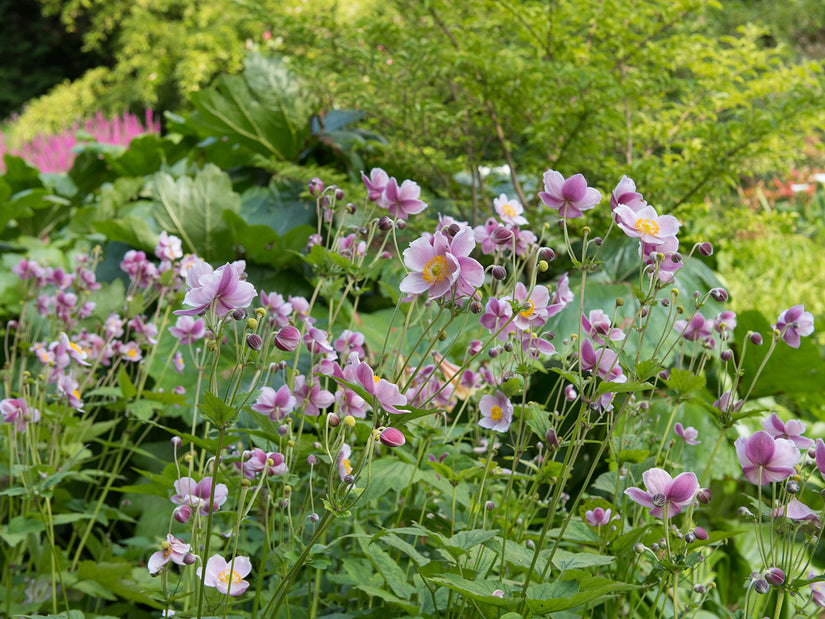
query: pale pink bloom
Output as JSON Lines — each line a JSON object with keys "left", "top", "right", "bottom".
{"left": 337, "top": 443, "right": 353, "bottom": 482}
{"left": 624, "top": 468, "right": 699, "bottom": 519}
{"left": 197, "top": 554, "right": 252, "bottom": 596}
{"left": 400, "top": 228, "right": 483, "bottom": 300}
{"left": 580, "top": 339, "right": 626, "bottom": 383}
{"left": 538, "top": 170, "right": 602, "bottom": 219}
{"left": 773, "top": 497, "right": 820, "bottom": 524}
{"left": 168, "top": 316, "right": 206, "bottom": 344}
{"left": 734, "top": 431, "right": 800, "bottom": 486}
{"left": 361, "top": 168, "right": 390, "bottom": 202}
{"left": 582, "top": 310, "right": 624, "bottom": 345}
{"left": 155, "top": 231, "right": 183, "bottom": 261}
{"left": 355, "top": 362, "right": 408, "bottom": 415}
{"left": 478, "top": 390, "right": 513, "bottom": 433}
{"left": 176, "top": 260, "right": 256, "bottom": 318}
{"left": 585, "top": 507, "right": 614, "bottom": 527}
{"left": 1, "top": 398, "right": 40, "bottom": 431}
{"left": 614, "top": 204, "right": 680, "bottom": 245}
{"left": 377, "top": 177, "right": 427, "bottom": 219}
{"left": 148, "top": 534, "right": 191, "bottom": 575}
{"left": 509, "top": 282, "right": 550, "bottom": 331}
{"left": 251, "top": 385, "right": 296, "bottom": 421}
{"left": 762, "top": 412, "right": 813, "bottom": 449}
{"left": 493, "top": 193, "right": 528, "bottom": 226}
{"left": 57, "top": 373, "right": 84, "bottom": 411}
{"left": 674, "top": 423, "right": 700, "bottom": 445}
{"left": 171, "top": 477, "right": 228, "bottom": 515}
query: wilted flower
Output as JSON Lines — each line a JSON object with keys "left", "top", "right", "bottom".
{"left": 624, "top": 468, "right": 699, "bottom": 518}
{"left": 478, "top": 390, "right": 513, "bottom": 433}
{"left": 197, "top": 555, "right": 252, "bottom": 596}
{"left": 148, "top": 534, "right": 192, "bottom": 575}
{"left": 538, "top": 170, "right": 602, "bottom": 219}
{"left": 734, "top": 431, "right": 800, "bottom": 486}
{"left": 773, "top": 305, "right": 815, "bottom": 348}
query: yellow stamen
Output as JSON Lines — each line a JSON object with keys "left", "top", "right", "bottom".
{"left": 422, "top": 255, "right": 450, "bottom": 285}
{"left": 519, "top": 300, "right": 535, "bottom": 319}
{"left": 634, "top": 218, "right": 659, "bottom": 236}
{"left": 218, "top": 567, "right": 243, "bottom": 585}
{"left": 502, "top": 203, "right": 517, "bottom": 217}
{"left": 490, "top": 406, "right": 502, "bottom": 421}
{"left": 342, "top": 458, "right": 352, "bottom": 475}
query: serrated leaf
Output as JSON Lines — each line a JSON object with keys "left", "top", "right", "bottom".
{"left": 664, "top": 368, "right": 706, "bottom": 396}
{"left": 198, "top": 391, "right": 238, "bottom": 427}
{"left": 551, "top": 549, "right": 616, "bottom": 571}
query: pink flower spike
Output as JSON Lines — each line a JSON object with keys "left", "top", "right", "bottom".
{"left": 734, "top": 431, "right": 800, "bottom": 486}
{"left": 198, "top": 554, "right": 252, "bottom": 596}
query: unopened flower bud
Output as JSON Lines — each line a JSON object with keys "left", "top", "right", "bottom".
{"left": 693, "top": 584, "right": 706, "bottom": 594}
{"left": 492, "top": 589, "right": 504, "bottom": 598}
{"left": 328, "top": 413, "right": 340, "bottom": 427}
{"left": 540, "top": 247, "right": 556, "bottom": 262}
{"left": 274, "top": 326, "right": 301, "bottom": 352}
{"left": 485, "top": 500, "right": 495, "bottom": 511}
{"left": 491, "top": 226, "right": 513, "bottom": 245}
{"left": 174, "top": 505, "right": 192, "bottom": 524}
{"left": 738, "top": 506, "right": 754, "bottom": 519}
{"left": 307, "top": 454, "right": 316, "bottom": 465}
{"left": 525, "top": 540, "right": 535, "bottom": 549}
{"left": 545, "top": 428, "right": 560, "bottom": 450}
{"left": 344, "top": 474, "right": 354, "bottom": 484}
{"left": 592, "top": 236, "right": 603, "bottom": 246}
{"left": 309, "top": 512, "right": 319, "bottom": 522}
{"left": 232, "top": 308, "right": 248, "bottom": 321}
{"left": 277, "top": 425, "right": 289, "bottom": 436}
{"left": 335, "top": 188, "right": 345, "bottom": 201}
{"left": 503, "top": 342, "right": 514, "bottom": 352}
{"left": 661, "top": 298, "right": 670, "bottom": 307}
{"left": 447, "top": 223, "right": 461, "bottom": 237}
{"left": 750, "top": 332, "right": 763, "bottom": 345}
{"left": 344, "top": 415, "right": 356, "bottom": 428}
{"left": 764, "top": 567, "right": 785, "bottom": 586}
{"left": 379, "top": 427, "right": 406, "bottom": 447}
{"left": 246, "top": 333, "right": 263, "bottom": 351}
{"left": 697, "top": 242, "right": 713, "bottom": 257}
{"left": 651, "top": 543, "right": 660, "bottom": 552}
{"left": 308, "top": 177, "right": 323, "bottom": 196}
{"left": 684, "top": 531, "right": 696, "bottom": 544}
{"left": 378, "top": 216, "right": 393, "bottom": 231}
{"left": 470, "top": 301, "right": 483, "bottom": 314}
{"left": 396, "top": 220, "right": 406, "bottom": 230}
{"left": 538, "top": 260, "right": 549, "bottom": 272}
{"left": 710, "top": 287, "right": 728, "bottom": 302}
{"left": 720, "top": 350, "right": 732, "bottom": 361}
{"left": 786, "top": 479, "right": 800, "bottom": 494}
{"left": 171, "top": 436, "right": 182, "bottom": 449}
{"left": 564, "top": 384, "right": 577, "bottom": 402}
{"left": 346, "top": 202, "right": 356, "bottom": 214}
{"left": 183, "top": 552, "right": 197, "bottom": 565}
{"left": 658, "top": 370, "right": 670, "bottom": 381}
{"left": 753, "top": 578, "right": 769, "bottom": 594}
{"left": 634, "top": 542, "right": 645, "bottom": 554}
{"left": 491, "top": 265, "right": 507, "bottom": 280}
{"left": 696, "top": 488, "right": 712, "bottom": 504}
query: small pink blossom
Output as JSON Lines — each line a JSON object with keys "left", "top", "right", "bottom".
{"left": 624, "top": 468, "right": 699, "bottom": 519}
{"left": 614, "top": 204, "right": 680, "bottom": 245}
{"left": 169, "top": 316, "right": 206, "bottom": 344}
{"left": 171, "top": 476, "right": 228, "bottom": 515}
{"left": 148, "top": 534, "right": 192, "bottom": 575}
{"left": 377, "top": 177, "right": 427, "bottom": 220}
{"left": 674, "top": 423, "right": 700, "bottom": 445}
{"left": 251, "top": 385, "right": 296, "bottom": 421}
{"left": 734, "top": 431, "right": 800, "bottom": 486}
{"left": 762, "top": 412, "right": 813, "bottom": 449}
{"left": 773, "top": 305, "right": 815, "bottom": 348}
{"left": 197, "top": 554, "right": 252, "bottom": 596}
{"left": 493, "top": 193, "right": 528, "bottom": 226}
{"left": 176, "top": 260, "right": 256, "bottom": 318}
{"left": 538, "top": 170, "right": 602, "bottom": 219}
{"left": 478, "top": 390, "right": 513, "bottom": 433}
{"left": 1, "top": 398, "right": 40, "bottom": 431}
{"left": 585, "top": 507, "right": 614, "bottom": 527}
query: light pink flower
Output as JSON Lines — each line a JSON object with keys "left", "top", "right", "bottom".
{"left": 337, "top": 443, "right": 353, "bottom": 482}
{"left": 773, "top": 305, "right": 815, "bottom": 349}
{"left": 478, "top": 390, "right": 513, "bottom": 433}
{"left": 1, "top": 398, "right": 40, "bottom": 431}
{"left": 762, "top": 413, "right": 813, "bottom": 449}
{"left": 585, "top": 507, "right": 614, "bottom": 527}
{"left": 361, "top": 168, "right": 390, "bottom": 202}
{"left": 355, "top": 362, "right": 408, "bottom": 415}
{"left": 400, "top": 228, "right": 483, "bottom": 300}
{"left": 493, "top": 193, "right": 528, "bottom": 226}
{"left": 734, "top": 431, "right": 800, "bottom": 486}
{"left": 614, "top": 204, "right": 680, "bottom": 245}
{"left": 171, "top": 476, "right": 228, "bottom": 515}
{"left": 168, "top": 316, "right": 206, "bottom": 344}
{"left": 674, "top": 423, "right": 700, "bottom": 445}
{"left": 377, "top": 177, "right": 427, "bottom": 220}
{"left": 251, "top": 385, "right": 296, "bottom": 421}
{"left": 176, "top": 260, "right": 256, "bottom": 318}
{"left": 624, "top": 468, "right": 699, "bottom": 519}
{"left": 197, "top": 554, "right": 252, "bottom": 596}
{"left": 148, "top": 534, "right": 191, "bottom": 575}
{"left": 773, "top": 497, "right": 820, "bottom": 524}
{"left": 538, "top": 170, "right": 602, "bottom": 219}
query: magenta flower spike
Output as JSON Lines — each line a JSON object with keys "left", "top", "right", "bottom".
{"left": 197, "top": 554, "right": 252, "bottom": 596}
{"left": 538, "top": 170, "right": 602, "bottom": 219}
{"left": 624, "top": 468, "right": 699, "bottom": 518}
{"left": 734, "top": 431, "right": 800, "bottom": 486}
{"left": 773, "top": 305, "right": 815, "bottom": 348}
{"left": 762, "top": 413, "right": 813, "bottom": 449}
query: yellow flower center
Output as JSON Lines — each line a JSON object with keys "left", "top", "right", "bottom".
{"left": 342, "top": 458, "right": 352, "bottom": 475}
{"left": 69, "top": 341, "right": 84, "bottom": 355}
{"left": 218, "top": 567, "right": 243, "bottom": 585}
{"left": 127, "top": 349, "right": 138, "bottom": 358}
{"left": 502, "top": 203, "right": 517, "bottom": 217}
{"left": 634, "top": 218, "right": 659, "bottom": 236}
{"left": 490, "top": 405, "right": 502, "bottom": 421}
{"left": 72, "top": 389, "right": 81, "bottom": 400}
{"left": 423, "top": 255, "right": 450, "bottom": 285}
{"left": 519, "top": 299, "right": 535, "bottom": 319}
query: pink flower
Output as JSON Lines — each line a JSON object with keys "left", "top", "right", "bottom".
{"left": 734, "top": 431, "right": 800, "bottom": 486}
{"left": 773, "top": 305, "right": 815, "bottom": 349}
{"left": 155, "top": 231, "right": 183, "bottom": 261}
{"left": 355, "top": 362, "right": 408, "bottom": 415}
{"left": 580, "top": 339, "right": 626, "bottom": 383}
{"left": 168, "top": 316, "right": 206, "bottom": 344}
{"left": 582, "top": 310, "right": 624, "bottom": 345}
{"left": 538, "top": 170, "right": 602, "bottom": 219}
{"left": 762, "top": 412, "right": 813, "bottom": 449}
{"left": 810, "top": 573, "right": 825, "bottom": 608}
{"left": 377, "top": 177, "right": 427, "bottom": 219}
{"left": 816, "top": 438, "right": 825, "bottom": 478}
{"left": 773, "top": 497, "right": 820, "bottom": 524}
{"left": 197, "top": 554, "right": 252, "bottom": 596}
{"left": 237, "top": 449, "right": 287, "bottom": 479}
{"left": 171, "top": 476, "right": 228, "bottom": 515}
{"left": 585, "top": 507, "right": 614, "bottom": 527}
{"left": 478, "top": 390, "right": 513, "bottom": 433}
{"left": 673, "top": 314, "right": 713, "bottom": 342}
{"left": 614, "top": 204, "right": 680, "bottom": 245}
{"left": 57, "top": 373, "right": 84, "bottom": 411}
{"left": 251, "top": 386, "right": 296, "bottom": 421}
{"left": 624, "top": 468, "right": 699, "bottom": 519}
{"left": 509, "top": 282, "right": 550, "bottom": 331}
{"left": 493, "top": 193, "right": 528, "bottom": 226}
{"left": 148, "top": 534, "right": 192, "bottom": 575}
{"left": 274, "top": 326, "right": 301, "bottom": 352}
{"left": 379, "top": 427, "right": 406, "bottom": 447}
{"left": 1, "top": 398, "right": 40, "bottom": 431}
{"left": 479, "top": 296, "right": 515, "bottom": 340}
{"left": 293, "top": 374, "right": 334, "bottom": 416}
{"left": 610, "top": 175, "right": 647, "bottom": 215}
{"left": 361, "top": 168, "right": 390, "bottom": 202}
{"left": 337, "top": 443, "right": 353, "bottom": 482}
{"left": 176, "top": 260, "right": 256, "bottom": 318}
{"left": 399, "top": 228, "right": 483, "bottom": 300}
{"left": 674, "top": 423, "right": 700, "bottom": 445}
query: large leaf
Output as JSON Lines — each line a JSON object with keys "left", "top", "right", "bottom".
{"left": 188, "top": 53, "right": 310, "bottom": 161}
{"left": 149, "top": 163, "right": 240, "bottom": 261}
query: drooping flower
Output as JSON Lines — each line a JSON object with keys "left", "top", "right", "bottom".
{"left": 251, "top": 386, "right": 296, "bottom": 421}
{"left": 171, "top": 476, "right": 228, "bottom": 515}
{"left": 337, "top": 443, "right": 353, "bottom": 482}
{"left": 773, "top": 305, "right": 815, "bottom": 349}
{"left": 0, "top": 398, "right": 40, "bottom": 431}
{"left": 377, "top": 177, "right": 427, "bottom": 220}
{"left": 175, "top": 260, "right": 256, "bottom": 318}
{"left": 614, "top": 204, "right": 680, "bottom": 245}
{"left": 674, "top": 423, "right": 700, "bottom": 445}
{"left": 624, "top": 468, "right": 699, "bottom": 518}
{"left": 734, "top": 431, "right": 800, "bottom": 486}
{"left": 493, "top": 193, "right": 528, "bottom": 226}
{"left": 148, "top": 534, "right": 192, "bottom": 575}
{"left": 538, "top": 170, "right": 602, "bottom": 219}
{"left": 585, "top": 507, "right": 614, "bottom": 527}
{"left": 713, "top": 390, "right": 743, "bottom": 414}
{"left": 478, "top": 390, "right": 513, "bottom": 433}
{"left": 762, "top": 413, "right": 813, "bottom": 449}
{"left": 197, "top": 554, "right": 252, "bottom": 596}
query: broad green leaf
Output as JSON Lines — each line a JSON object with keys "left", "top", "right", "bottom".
{"left": 551, "top": 548, "right": 616, "bottom": 571}
{"left": 118, "top": 367, "right": 136, "bottom": 400}
{"left": 92, "top": 216, "right": 158, "bottom": 253}
{"left": 370, "top": 531, "right": 430, "bottom": 567}
{"left": 199, "top": 391, "right": 239, "bottom": 427}
{"left": 1, "top": 515, "right": 45, "bottom": 546}
{"left": 664, "top": 368, "right": 706, "bottom": 396}
{"left": 150, "top": 163, "right": 241, "bottom": 261}
{"left": 356, "top": 528, "right": 416, "bottom": 599}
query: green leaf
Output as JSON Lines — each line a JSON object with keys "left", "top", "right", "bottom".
{"left": 551, "top": 549, "right": 616, "bottom": 571}
{"left": 198, "top": 391, "right": 238, "bottom": 427}
{"left": 92, "top": 216, "right": 158, "bottom": 253}
{"left": 118, "top": 367, "right": 136, "bottom": 400}
{"left": 664, "top": 368, "right": 706, "bottom": 396}
{"left": 150, "top": 163, "right": 241, "bottom": 261}
{"left": 616, "top": 449, "right": 650, "bottom": 464}
{"left": 597, "top": 379, "right": 654, "bottom": 395}
{"left": 0, "top": 515, "right": 45, "bottom": 546}
{"left": 355, "top": 527, "right": 416, "bottom": 599}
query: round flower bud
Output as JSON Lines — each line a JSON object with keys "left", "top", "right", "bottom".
{"left": 693, "top": 584, "right": 706, "bottom": 594}
{"left": 174, "top": 505, "right": 192, "bottom": 524}
{"left": 696, "top": 488, "right": 712, "bottom": 504}
{"left": 753, "top": 578, "right": 770, "bottom": 595}
{"left": 540, "top": 247, "right": 556, "bottom": 262}
{"left": 308, "top": 177, "right": 323, "bottom": 196}
{"left": 343, "top": 474, "right": 355, "bottom": 484}
{"left": 447, "top": 223, "right": 461, "bottom": 238}
{"left": 335, "top": 187, "right": 345, "bottom": 201}
{"left": 738, "top": 506, "right": 754, "bottom": 519}
{"left": 379, "top": 427, "right": 406, "bottom": 448}
{"left": 634, "top": 543, "right": 645, "bottom": 554}
{"left": 592, "top": 236, "right": 603, "bottom": 247}
{"left": 538, "top": 260, "right": 549, "bottom": 272}
{"left": 651, "top": 543, "right": 660, "bottom": 552}
{"left": 545, "top": 428, "right": 560, "bottom": 450}
{"left": 616, "top": 297, "right": 625, "bottom": 307}
{"left": 344, "top": 415, "right": 356, "bottom": 428}
{"left": 503, "top": 342, "right": 514, "bottom": 352}
{"left": 491, "top": 265, "right": 507, "bottom": 280}
{"left": 490, "top": 226, "right": 513, "bottom": 245}
{"left": 697, "top": 242, "right": 713, "bottom": 257}
{"left": 396, "top": 220, "right": 406, "bottom": 230}
{"left": 247, "top": 317, "right": 258, "bottom": 330}
{"left": 377, "top": 216, "right": 393, "bottom": 231}
{"left": 720, "top": 350, "right": 732, "bottom": 361}
{"left": 750, "top": 332, "right": 763, "bottom": 345}
{"left": 246, "top": 333, "right": 263, "bottom": 351}
{"left": 684, "top": 531, "right": 696, "bottom": 544}
{"left": 470, "top": 301, "right": 483, "bottom": 314}
{"left": 485, "top": 500, "right": 495, "bottom": 511}
{"left": 658, "top": 370, "right": 670, "bottom": 381}
{"left": 278, "top": 425, "right": 289, "bottom": 436}
{"left": 183, "top": 552, "right": 197, "bottom": 565}
{"left": 786, "top": 479, "right": 800, "bottom": 494}
{"left": 307, "top": 454, "right": 317, "bottom": 466}
{"left": 274, "top": 326, "right": 301, "bottom": 352}
{"left": 328, "top": 413, "right": 340, "bottom": 428}
{"left": 525, "top": 540, "right": 535, "bottom": 549}
{"left": 232, "top": 308, "right": 248, "bottom": 321}
{"left": 170, "top": 436, "right": 183, "bottom": 449}
{"left": 309, "top": 513, "right": 320, "bottom": 523}
{"left": 764, "top": 567, "right": 785, "bottom": 586}
{"left": 710, "top": 287, "right": 729, "bottom": 302}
